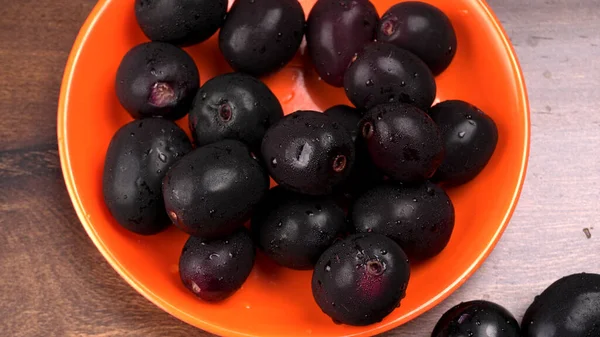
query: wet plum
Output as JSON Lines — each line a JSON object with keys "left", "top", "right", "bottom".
{"left": 179, "top": 228, "right": 255, "bottom": 302}
{"left": 378, "top": 1, "right": 457, "bottom": 75}
{"left": 115, "top": 42, "right": 200, "bottom": 120}
{"left": 344, "top": 42, "right": 436, "bottom": 111}
{"left": 352, "top": 182, "right": 454, "bottom": 260}
{"left": 360, "top": 102, "right": 444, "bottom": 183}
{"left": 312, "top": 233, "right": 410, "bottom": 326}
{"left": 307, "top": 0, "right": 379, "bottom": 87}
{"left": 163, "top": 140, "right": 269, "bottom": 239}
{"left": 251, "top": 187, "right": 347, "bottom": 270}
{"left": 218, "top": 0, "right": 305, "bottom": 77}
{"left": 103, "top": 119, "right": 193, "bottom": 235}
{"left": 522, "top": 273, "right": 600, "bottom": 337}
{"left": 189, "top": 72, "right": 284, "bottom": 151}
{"left": 432, "top": 300, "right": 521, "bottom": 337}
{"left": 261, "top": 110, "right": 356, "bottom": 195}
{"left": 428, "top": 100, "right": 498, "bottom": 186}
{"left": 135, "top": 0, "right": 227, "bottom": 46}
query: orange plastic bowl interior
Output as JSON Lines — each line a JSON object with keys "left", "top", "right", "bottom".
{"left": 58, "top": 0, "right": 530, "bottom": 336}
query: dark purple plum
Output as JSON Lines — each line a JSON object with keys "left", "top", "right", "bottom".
{"left": 307, "top": 0, "right": 379, "bottom": 87}
{"left": 344, "top": 42, "right": 436, "bottom": 111}
{"left": 179, "top": 228, "right": 255, "bottom": 302}
{"left": 189, "top": 72, "right": 284, "bottom": 151}
{"left": 378, "top": 1, "right": 457, "bottom": 75}
{"left": 522, "top": 273, "right": 600, "bottom": 337}
{"left": 218, "top": 0, "right": 305, "bottom": 77}
{"left": 312, "top": 233, "right": 410, "bottom": 326}
{"left": 103, "top": 119, "right": 193, "bottom": 235}
{"left": 251, "top": 187, "right": 347, "bottom": 270}
{"left": 360, "top": 102, "right": 444, "bottom": 183}
{"left": 163, "top": 140, "right": 269, "bottom": 239}
{"left": 432, "top": 300, "right": 521, "bottom": 337}
{"left": 352, "top": 182, "right": 454, "bottom": 260}
{"left": 115, "top": 42, "right": 199, "bottom": 120}
{"left": 135, "top": 0, "right": 227, "bottom": 46}
{"left": 261, "top": 110, "right": 356, "bottom": 195}
{"left": 324, "top": 105, "right": 383, "bottom": 198}
{"left": 428, "top": 100, "right": 498, "bottom": 186}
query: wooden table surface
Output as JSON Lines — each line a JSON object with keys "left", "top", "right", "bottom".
{"left": 1, "top": 0, "right": 599, "bottom": 336}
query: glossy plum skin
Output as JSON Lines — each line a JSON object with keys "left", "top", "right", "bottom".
{"left": 522, "top": 273, "right": 600, "bottom": 337}
{"left": 218, "top": 0, "right": 305, "bottom": 77}
{"left": 251, "top": 187, "right": 347, "bottom": 270}
{"left": 103, "top": 119, "right": 192, "bottom": 235}
{"left": 377, "top": 1, "right": 457, "bottom": 75}
{"left": 307, "top": 0, "right": 379, "bottom": 87}
{"left": 115, "top": 42, "right": 199, "bottom": 120}
{"left": 428, "top": 100, "right": 498, "bottom": 186}
{"left": 261, "top": 111, "right": 356, "bottom": 195}
{"left": 352, "top": 182, "right": 454, "bottom": 260}
{"left": 432, "top": 300, "right": 521, "bottom": 337}
{"left": 179, "top": 228, "right": 255, "bottom": 302}
{"left": 189, "top": 72, "right": 284, "bottom": 151}
{"left": 360, "top": 102, "right": 444, "bottom": 183}
{"left": 135, "top": 0, "right": 227, "bottom": 46}
{"left": 312, "top": 233, "right": 410, "bottom": 326}
{"left": 162, "top": 140, "right": 269, "bottom": 239}
{"left": 324, "top": 105, "right": 383, "bottom": 198}
{"left": 344, "top": 42, "right": 436, "bottom": 111}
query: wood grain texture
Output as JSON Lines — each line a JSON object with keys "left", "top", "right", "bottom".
{"left": 0, "top": 0, "right": 598, "bottom": 336}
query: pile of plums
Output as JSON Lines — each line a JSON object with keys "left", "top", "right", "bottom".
{"left": 101, "top": 0, "right": 600, "bottom": 334}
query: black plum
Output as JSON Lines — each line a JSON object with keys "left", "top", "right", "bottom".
{"left": 115, "top": 42, "right": 200, "bottom": 120}
{"left": 261, "top": 110, "right": 356, "bottom": 195}
{"left": 179, "top": 228, "right": 255, "bottom": 302}
{"left": 344, "top": 42, "right": 436, "bottom": 111}
{"left": 352, "top": 182, "right": 454, "bottom": 260}
{"left": 360, "top": 102, "right": 444, "bottom": 183}
{"left": 307, "top": 0, "right": 379, "bottom": 87}
{"left": 432, "top": 300, "right": 521, "bottom": 337}
{"left": 378, "top": 2, "right": 457, "bottom": 75}
{"left": 189, "top": 72, "right": 284, "bottom": 151}
{"left": 324, "top": 105, "right": 382, "bottom": 198}
{"left": 218, "top": 0, "right": 305, "bottom": 77}
{"left": 135, "top": 0, "right": 227, "bottom": 46}
{"left": 163, "top": 140, "right": 269, "bottom": 239}
{"left": 522, "top": 273, "right": 600, "bottom": 337}
{"left": 251, "top": 187, "right": 347, "bottom": 270}
{"left": 428, "top": 100, "right": 498, "bottom": 186}
{"left": 103, "top": 119, "right": 192, "bottom": 235}
{"left": 312, "top": 233, "right": 410, "bottom": 326}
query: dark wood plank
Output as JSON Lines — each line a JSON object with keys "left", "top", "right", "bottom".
{"left": 1, "top": 0, "right": 599, "bottom": 336}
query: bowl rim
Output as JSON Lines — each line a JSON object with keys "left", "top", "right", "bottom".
{"left": 57, "top": 0, "right": 530, "bottom": 336}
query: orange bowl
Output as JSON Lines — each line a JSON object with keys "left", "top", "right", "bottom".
{"left": 58, "top": 0, "right": 529, "bottom": 336}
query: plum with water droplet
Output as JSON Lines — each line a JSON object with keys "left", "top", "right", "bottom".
{"left": 115, "top": 42, "right": 199, "bottom": 120}
{"left": 306, "top": 0, "right": 379, "bottom": 87}
{"left": 135, "top": 0, "right": 227, "bottom": 46}
{"left": 163, "top": 140, "right": 269, "bottom": 239}
{"left": 352, "top": 182, "right": 454, "bottom": 260}
{"left": 428, "top": 100, "right": 498, "bottom": 186}
{"left": 261, "top": 110, "right": 356, "bottom": 195}
{"left": 189, "top": 72, "right": 284, "bottom": 151}
{"left": 432, "top": 300, "right": 521, "bottom": 337}
{"left": 251, "top": 186, "right": 347, "bottom": 270}
{"left": 103, "top": 119, "right": 192, "bottom": 235}
{"left": 179, "top": 228, "right": 255, "bottom": 302}
{"left": 344, "top": 42, "right": 436, "bottom": 111}
{"left": 521, "top": 273, "right": 600, "bottom": 337}
{"left": 360, "top": 102, "right": 444, "bottom": 183}
{"left": 219, "top": 0, "right": 305, "bottom": 77}
{"left": 312, "top": 233, "right": 410, "bottom": 326}
{"left": 377, "top": 2, "right": 457, "bottom": 75}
